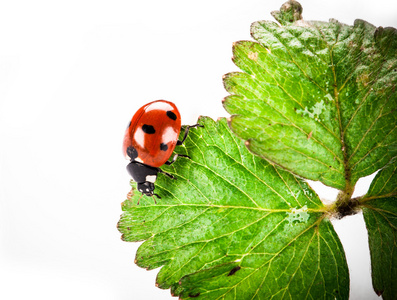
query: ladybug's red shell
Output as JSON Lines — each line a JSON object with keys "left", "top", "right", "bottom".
{"left": 123, "top": 100, "right": 182, "bottom": 168}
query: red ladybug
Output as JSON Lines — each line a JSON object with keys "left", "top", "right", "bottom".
{"left": 123, "top": 100, "right": 202, "bottom": 201}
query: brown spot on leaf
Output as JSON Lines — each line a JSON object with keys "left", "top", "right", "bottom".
{"left": 357, "top": 73, "right": 370, "bottom": 87}
{"left": 189, "top": 292, "right": 200, "bottom": 298}
{"left": 227, "top": 266, "right": 241, "bottom": 276}
{"left": 248, "top": 52, "right": 258, "bottom": 61}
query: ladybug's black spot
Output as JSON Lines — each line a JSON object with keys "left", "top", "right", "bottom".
{"left": 126, "top": 146, "right": 138, "bottom": 160}
{"left": 189, "top": 293, "right": 200, "bottom": 298}
{"left": 142, "top": 124, "right": 155, "bottom": 134}
{"left": 227, "top": 266, "right": 241, "bottom": 276}
{"left": 166, "top": 111, "right": 177, "bottom": 121}
{"left": 160, "top": 143, "right": 168, "bottom": 151}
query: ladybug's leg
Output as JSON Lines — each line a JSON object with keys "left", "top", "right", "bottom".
{"left": 177, "top": 124, "right": 204, "bottom": 146}
{"left": 158, "top": 168, "right": 175, "bottom": 179}
{"left": 136, "top": 194, "right": 143, "bottom": 205}
{"left": 165, "top": 153, "right": 190, "bottom": 166}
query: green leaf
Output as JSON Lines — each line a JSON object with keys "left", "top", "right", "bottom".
{"left": 118, "top": 117, "right": 349, "bottom": 299}
{"left": 362, "top": 159, "right": 397, "bottom": 299}
{"left": 223, "top": 11, "right": 397, "bottom": 191}
{"left": 178, "top": 220, "right": 347, "bottom": 299}
{"left": 366, "top": 158, "right": 397, "bottom": 199}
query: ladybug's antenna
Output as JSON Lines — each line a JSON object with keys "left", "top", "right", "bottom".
{"left": 151, "top": 194, "right": 159, "bottom": 204}
{"left": 136, "top": 194, "right": 143, "bottom": 205}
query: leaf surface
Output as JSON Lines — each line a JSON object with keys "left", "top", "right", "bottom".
{"left": 223, "top": 14, "right": 397, "bottom": 190}
{"left": 118, "top": 117, "right": 349, "bottom": 299}
{"left": 362, "top": 159, "right": 397, "bottom": 299}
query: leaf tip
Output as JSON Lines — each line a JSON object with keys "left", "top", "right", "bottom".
{"left": 271, "top": 0, "right": 303, "bottom": 25}
{"left": 226, "top": 117, "right": 232, "bottom": 128}
{"left": 375, "top": 289, "right": 384, "bottom": 296}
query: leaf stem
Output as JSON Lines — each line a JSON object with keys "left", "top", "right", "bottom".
{"left": 330, "top": 36, "right": 356, "bottom": 215}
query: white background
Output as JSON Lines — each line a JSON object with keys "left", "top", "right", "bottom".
{"left": 1, "top": 0, "right": 396, "bottom": 299}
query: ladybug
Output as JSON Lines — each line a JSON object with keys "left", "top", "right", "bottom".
{"left": 123, "top": 100, "right": 202, "bottom": 202}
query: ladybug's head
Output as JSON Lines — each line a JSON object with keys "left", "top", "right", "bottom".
{"left": 127, "top": 161, "right": 160, "bottom": 198}
{"left": 137, "top": 182, "right": 155, "bottom": 196}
